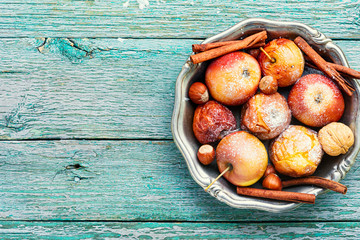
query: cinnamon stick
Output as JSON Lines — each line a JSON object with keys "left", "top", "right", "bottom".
{"left": 294, "top": 36, "right": 354, "bottom": 96}
{"left": 236, "top": 187, "right": 315, "bottom": 204}
{"left": 305, "top": 61, "right": 320, "bottom": 70}
{"left": 190, "top": 31, "right": 267, "bottom": 64}
{"left": 304, "top": 55, "right": 360, "bottom": 79}
{"left": 282, "top": 176, "right": 347, "bottom": 194}
{"left": 306, "top": 61, "right": 354, "bottom": 79}
{"left": 192, "top": 40, "right": 265, "bottom": 52}
{"left": 329, "top": 62, "right": 360, "bottom": 79}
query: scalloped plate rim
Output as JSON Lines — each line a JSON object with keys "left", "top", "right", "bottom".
{"left": 171, "top": 18, "right": 360, "bottom": 212}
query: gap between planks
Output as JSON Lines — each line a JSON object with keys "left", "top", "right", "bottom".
{"left": 0, "top": 36, "right": 206, "bottom": 40}
{"left": 1, "top": 219, "right": 360, "bottom": 224}
{"left": 0, "top": 138, "right": 174, "bottom": 142}
{"left": 0, "top": 36, "right": 359, "bottom": 41}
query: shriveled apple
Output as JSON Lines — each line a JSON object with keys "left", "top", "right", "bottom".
{"left": 193, "top": 100, "right": 237, "bottom": 144}
{"left": 241, "top": 92, "right": 291, "bottom": 140}
{"left": 270, "top": 125, "right": 323, "bottom": 178}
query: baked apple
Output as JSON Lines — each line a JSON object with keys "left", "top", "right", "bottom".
{"left": 258, "top": 38, "right": 304, "bottom": 87}
{"left": 205, "top": 51, "right": 261, "bottom": 106}
{"left": 288, "top": 74, "right": 345, "bottom": 127}
{"left": 216, "top": 131, "right": 268, "bottom": 186}
{"left": 241, "top": 92, "right": 291, "bottom": 140}
{"left": 270, "top": 125, "right": 324, "bottom": 178}
{"left": 193, "top": 100, "right": 237, "bottom": 144}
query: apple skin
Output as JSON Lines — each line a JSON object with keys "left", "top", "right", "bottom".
{"left": 216, "top": 131, "right": 268, "bottom": 187}
{"left": 193, "top": 100, "right": 237, "bottom": 144}
{"left": 270, "top": 125, "right": 323, "bottom": 178}
{"left": 258, "top": 38, "right": 304, "bottom": 87}
{"left": 205, "top": 51, "right": 261, "bottom": 106}
{"left": 241, "top": 92, "right": 291, "bottom": 140}
{"left": 288, "top": 74, "right": 345, "bottom": 128}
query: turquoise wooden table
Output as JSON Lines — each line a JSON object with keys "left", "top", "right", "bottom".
{"left": 1, "top": 1, "right": 360, "bottom": 239}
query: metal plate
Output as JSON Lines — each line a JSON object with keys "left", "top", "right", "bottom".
{"left": 171, "top": 18, "right": 360, "bottom": 212}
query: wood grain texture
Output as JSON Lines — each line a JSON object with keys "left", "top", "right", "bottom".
{"left": 1, "top": 0, "right": 360, "bottom": 236}
{"left": 1, "top": 0, "right": 360, "bottom": 39}
{"left": 0, "top": 140, "right": 359, "bottom": 221}
{"left": 0, "top": 221, "right": 359, "bottom": 239}
{"left": 0, "top": 38, "right": 192, "bottom": 139}
{"left": 1, "top": 38, "right": 360, "bottom": 140}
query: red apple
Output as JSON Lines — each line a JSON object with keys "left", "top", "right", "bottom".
{"left": 258, "top": 38, "right": 304, "bottom": 87}
{"left": 288, "top": 74, "right": 345, "bottom": 127}
{"left": 193, "top": 100, "right": 237, "bottom": 144}
{"left": 216, "top": 131, "right": 268, "bottom": 187}
{"left": 205, "top": 51, "right": 261, "bottom": 106}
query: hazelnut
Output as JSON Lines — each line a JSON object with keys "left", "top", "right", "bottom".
{"left": 259, "top": 76, "right": 278, "bottom": 95}
{"left": 188, "top": 82, "right": 209, "bottom": 104}
{"left": 262, "top": 173, "right": 282, "bottom": 190}
{"left": 263, "top": 164, "right": 276, "bottom": 178}
{"left": 318, "top": 122, "right": 354, "bottom": 156}
{"left": 197, "top": 144, "right": 215, "bottom": 165}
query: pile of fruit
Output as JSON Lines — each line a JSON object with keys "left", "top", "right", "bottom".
{"left": 189, "top": 34, "right": 355, "bottom": 200}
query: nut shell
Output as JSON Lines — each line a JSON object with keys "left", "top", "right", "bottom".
{"left": 263, "top": 164, "right": 276, "bottom": 178}
{"left": 189, "top": 82, "right": 209, "bottom": 105}
{"left": 318, "top": 122, "right": 355, "bottom": 156}
{"left": 197, "top": 144, "right": 216, "bottom": 165}
{"left": 259, "top": 76, "right": 278, "bottom": 95}
{"left": 262, "top": 173, "right": 282, "bottom": 190}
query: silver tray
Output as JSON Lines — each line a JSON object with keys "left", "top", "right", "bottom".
{"left": 171, "top": 18, "right": 360, "bottom": 212}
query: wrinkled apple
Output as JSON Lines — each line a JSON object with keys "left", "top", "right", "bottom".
{"left": 270, "top": 125, "right": 323, "bottom": 177}
{"left": 241, "top": 92, "right": 291, "bottom": 140}
{"left": 193, "top": 100, "right": 237, "bottom": 144}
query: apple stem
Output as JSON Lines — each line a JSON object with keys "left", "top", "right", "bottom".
{"left": 260, "top": 47, "right": 276, "bottom": 63}
{"left": 204, "top": 165, "right": 231, "bottom": 192}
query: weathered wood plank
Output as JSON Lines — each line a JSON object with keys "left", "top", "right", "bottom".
{"left": 1, "top": 1, "right": 360, "bottom": 39}
{"left": 0, "top": 221, "right": 359, "bottom": 239}
{"left": 1, "top": 38, "right": 360, "bottom": 140}
{"left": 0, "top": 38, "right": 192, "bottom": 139}
{"left": 0, "top": 140, "right": 359, "bottom": 221}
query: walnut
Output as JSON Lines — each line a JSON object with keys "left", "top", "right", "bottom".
{"left": 318, "top": 122, "right": 354, "bottom": 156}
